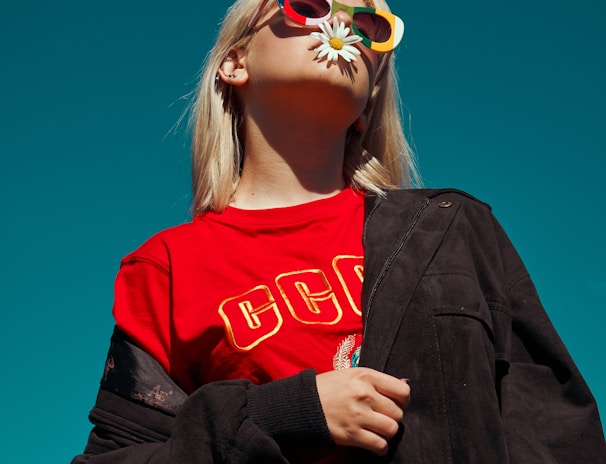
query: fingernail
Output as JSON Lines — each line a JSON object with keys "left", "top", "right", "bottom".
{"left": 401, "top": 378, "right": 410, "bottom": 383}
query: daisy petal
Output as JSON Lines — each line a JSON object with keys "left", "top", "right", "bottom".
{"left": 340, "top": 50, "right": 356, "bottom": 62}
{"left": 343, "top": 35, "right": 363, "bottom": 45}
{"left": 317, "top": 48, "right": 330, "bottom": 60}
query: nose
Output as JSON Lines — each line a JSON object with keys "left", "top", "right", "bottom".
{"left": 331, "top": 8, "right": 353, "bottom": 27}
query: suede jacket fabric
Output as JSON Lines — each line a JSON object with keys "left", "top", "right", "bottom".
{"left": 72, "top": 189, "right": 606, "bottom": 463}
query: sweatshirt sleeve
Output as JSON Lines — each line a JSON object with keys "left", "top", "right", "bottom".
{"left": 112, "top": 244, "right": 173, "bottom": 379}
{"left": 71, "top": 328, "right": 332, "bottom": 464}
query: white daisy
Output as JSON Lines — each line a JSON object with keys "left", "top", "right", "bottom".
{"left": 310, "top": 18, "right": 363, "bottom": 63}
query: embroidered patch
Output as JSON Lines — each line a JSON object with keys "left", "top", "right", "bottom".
{"left": 134, "top": 384, "right": 174, "bottom": 408}
{"left": 333, "top": 334, "right": 361, "bottom": 370}
{"left": 103, "top": 355, "right": 115, "bottom": 381}
{"left": 351, "top": 345, "right": 360, "bottom": 368}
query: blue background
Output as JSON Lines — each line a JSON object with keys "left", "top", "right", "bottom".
{"left": 1, "top": 1, "right": 604, "bottom": 461}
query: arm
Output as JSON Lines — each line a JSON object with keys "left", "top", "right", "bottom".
{"left": 73, "top": 329, "right": 409, "bottom": 463}
{"left": 72, "top": 328, "right": 330, "bottom": 463}
{"left": 498, "top": 273, "right": 606, "bottom": 462}
{"left": 490, "top": 215, "right": 606, "bottom": 462}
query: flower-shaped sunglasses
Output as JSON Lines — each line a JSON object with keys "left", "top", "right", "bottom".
{"left": 248, "top": 0, "right": 404, "bottom": 53}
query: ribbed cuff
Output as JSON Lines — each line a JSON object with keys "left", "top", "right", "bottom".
{"left": 247, "top": 369, "right": 333, "bottom": 444}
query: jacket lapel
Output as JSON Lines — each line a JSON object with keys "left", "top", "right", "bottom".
{"left": 360, "top": 190, "right": 460, "bottom": 371}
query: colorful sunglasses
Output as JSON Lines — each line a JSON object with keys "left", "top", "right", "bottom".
{"left": 247, "top": 0, "right": 404, "bottom": 53}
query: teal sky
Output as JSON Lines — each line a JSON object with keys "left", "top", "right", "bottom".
{"left": 1, "top": 1, "right": 604, "bottom": 461}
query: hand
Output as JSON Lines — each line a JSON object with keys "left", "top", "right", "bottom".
{"left": 316, "top": 367, "right": 410, "bottom": 456}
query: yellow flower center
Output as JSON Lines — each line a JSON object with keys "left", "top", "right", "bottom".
{"left": 329, "top": 37, "right": 344, "bottom": 50}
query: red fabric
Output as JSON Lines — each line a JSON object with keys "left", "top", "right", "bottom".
{"left": 113, "top": 188, "right": 364, "bottom": 396}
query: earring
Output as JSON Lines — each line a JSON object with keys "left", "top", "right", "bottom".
{"left": 227, "top": 73, "right": 236, "bottom": 78}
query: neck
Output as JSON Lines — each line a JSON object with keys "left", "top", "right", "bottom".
{"left": 232, "top": 111, "right": 351, "bottom": 210}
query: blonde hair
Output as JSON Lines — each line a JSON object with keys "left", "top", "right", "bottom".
{"left": 189, "top": 0, "right": 418, "bottom": 214}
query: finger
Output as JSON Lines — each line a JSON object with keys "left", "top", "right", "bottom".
{"left": 361, "top": 409, "right": 400, "bottom": 441}
{"left": 369, "top": 390, "right": 405, "bottom": 422}
{"left": 372, "top": 374, "right": 411, "bottom": 407}
{"left": 350, "top": 428, "right": 390, "bottom": 456}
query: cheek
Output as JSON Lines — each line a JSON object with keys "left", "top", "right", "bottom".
{"left": 247, "top": 28, "right": 309, "bottom": 69}
{"left": 360, "top": 48, "right": 380, "bottom": 77}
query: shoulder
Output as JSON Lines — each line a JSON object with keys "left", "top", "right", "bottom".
{"left": 386, "top": 188, "right": 491, "bottom": 210}
{"left": 120, "top": 220, "right": 202, "bottom": 269}
{"left": 364, "top": 188, "right": 505, "bottom": 252}
{"left": 366, "top": 188, "right": 493, "bottom": 219}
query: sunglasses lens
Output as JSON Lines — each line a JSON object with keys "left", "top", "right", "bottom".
{"left": 289, "top": 0, "right": 331, "bottom": 19}
{"left": 353, "top": 13, "right": 391, "bottom": 43}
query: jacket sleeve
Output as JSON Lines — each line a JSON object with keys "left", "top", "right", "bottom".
{"left": 71, "top": 328, "right": 332, "bottom": 464}
{"left": 489, "top": 213, "right": 606, "bottom": 463}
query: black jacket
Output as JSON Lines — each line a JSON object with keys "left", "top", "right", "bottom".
{"left": 73, "top": 189, "right": 606, "bottom": 463}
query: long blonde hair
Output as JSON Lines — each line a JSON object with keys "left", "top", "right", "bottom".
{"left": 189, "top": 0, "right": 418, "bottom": 214}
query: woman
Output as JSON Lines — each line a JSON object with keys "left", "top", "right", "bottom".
{"left": 73, "top": 0, "right": 606, "bottom": 462}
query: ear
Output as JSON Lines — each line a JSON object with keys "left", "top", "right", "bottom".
{"left": 217, "top": 48, "right": 249, "bottom": 86}
{"left": 353, "top": 112, "right": 368, "bottom": 133}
